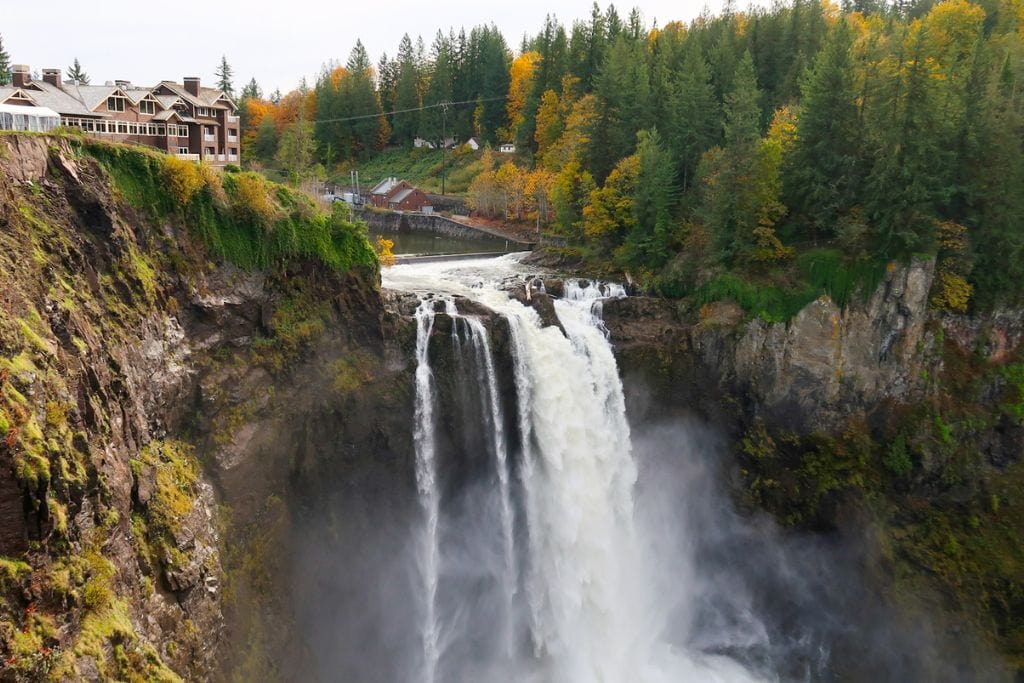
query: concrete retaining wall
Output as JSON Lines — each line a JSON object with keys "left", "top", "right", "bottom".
{"left": 356, "top": 208, "right": 534, "bottom": 247}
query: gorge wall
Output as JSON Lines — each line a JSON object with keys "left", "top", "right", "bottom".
{"left": 0, "top": 135, "right": 414, "bottom": 681}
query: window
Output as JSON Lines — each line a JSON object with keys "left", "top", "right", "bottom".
{"left": 177, "top": 125, "right": 189, "bottom": 137}
{"left": 205, "top": 147, "right": 215, "bottom": 155}
{"left": 204, "top": 125, "right": 214, "bottom": 135}
{"left": 157, "top": 125, "right": 166, "bottom": 136}
{"left": 178, "top": 147, "right": 189, "bottom": 154}
{"left": 107, "top": 96, "right": 125, "bottom": 112}
{"left": 116, "top": 121, "right": 128, "bottom": 134}
{"left": 128, "top": 123, "right": 138, "bottom": 135}
{"left": 139, "top": 100, "right": 155, "bottom": 115}
{"left": 230, "top": 148, "right": 237, "bottom": 155}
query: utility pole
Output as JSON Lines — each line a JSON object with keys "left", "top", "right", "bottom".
{"left": 441, "top": 101, "right": 449, "bottom": 196}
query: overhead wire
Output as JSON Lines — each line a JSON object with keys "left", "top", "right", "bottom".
{"left": 308, "top": 96, "right": 507, "bottom": 125}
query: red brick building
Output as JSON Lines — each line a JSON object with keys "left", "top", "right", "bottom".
{"left": 0, "top": 65, "right": 240, "bottom": 166}
{"left": 368, "top": 177, "right": 432, "bottom": 212}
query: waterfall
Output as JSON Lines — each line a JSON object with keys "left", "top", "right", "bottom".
{"left": 412, "top": 299, "right": 441, "bottom": 683}
{"left": 398, "top": 259, "right": 765, "bottom": 683}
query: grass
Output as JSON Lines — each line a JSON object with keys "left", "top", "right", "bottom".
{"left": 335, "top": 145, "right": 484, "bottom": 195}
{"left": 694, "top": 248, "right": 892, "bottom": 322}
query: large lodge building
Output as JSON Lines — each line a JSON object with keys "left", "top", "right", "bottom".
{"left": 0, "top": 64, "right": 240, "bottom": 166}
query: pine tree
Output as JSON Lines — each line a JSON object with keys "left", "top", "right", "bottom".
{"left": 67, "top": 58, "right": 90, "bottom": 85}
{"left": 0, "top": 35, "right": 10, "bottom": 86}
{"left": 392, "top": 35, "right": 422, "bottom": 145}
{"left": 240, "top": 78, "right": 261, "bottom": 101}
{"left": 785, "top": 18, "right": 861, "bottom": 238}
{"left": 665, "top": 42, "right": 718, "bottom": 191}
{"left": 701, "top": 52, "right": 772, "bottom": 264}
{"left": 338, "top": 41, "right": 390, "bottom": 159}
{"left": 421, "top": 33, "right": 454, "bottom": 144}
{"left": 586, "top": 34, "right": 651, "bottom": 182}
{"left": 625, "top": 129, "right": 678, "bottom": 266}
{"left": 215, "top": 55, "right": 234, "bottom": 96}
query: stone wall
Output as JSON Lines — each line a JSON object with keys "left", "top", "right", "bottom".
{"left": 356, "top": 208, "right": 533, "bottom": 247}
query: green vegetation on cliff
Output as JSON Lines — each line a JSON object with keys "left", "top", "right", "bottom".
{"left": 79, "top": 139, "right": 378, "bottom": 273}
{"left": 0, "top": 133, "right": 384, "bottom": 680}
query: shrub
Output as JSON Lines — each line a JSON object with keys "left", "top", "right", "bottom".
{"left": 161, "top": 157, "right": 206, "bottom": 205}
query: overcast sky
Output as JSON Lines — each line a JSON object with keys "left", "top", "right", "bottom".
{"left": 5, "top": 0, "right": 735, "bottom": 94}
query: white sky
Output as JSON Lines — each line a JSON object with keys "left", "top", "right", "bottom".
{"left": 5, "top": 0, "right": 733, "bottom": 94}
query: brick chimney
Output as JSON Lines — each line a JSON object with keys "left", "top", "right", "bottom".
{"left": 12, "top": 64, "right": 30, "bottom": 88}
{"left": 42, "top": 68, "right": 62, "bottom": 88}
{"left": 183, "top": 77, "right": 200, "bottom": 96}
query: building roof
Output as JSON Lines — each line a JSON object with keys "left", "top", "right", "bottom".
{"left": 156, "top": 82, "right": 236, "bottom": 111}
{"left": 0, "top": 87, "right": 31, "bottom": 104}
{"left": 371, "top": 177, "right": 401, "bottom": 196}
{"left": 155, "top": 94, "right": 183, "bottom": 109}
{"left": 123, "top": 88, "right": 157, "bottom": 105}
{"left": 21, "top": 82, "right": 98, "bottom": 117}
{"left": 153, "top": 109, "right": 183, "bottom": 122}
{"left": 389, "top": 187, "right": 416, "bottom": 204}
{"left": 68, "top": 84, "right": 123, "bottom": 111}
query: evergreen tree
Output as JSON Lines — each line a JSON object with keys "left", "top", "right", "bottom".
{"left": 420, "top": 32, "right": 454, "bottom": 144}
{"left": 0, "top": 35, "right": 10, "bottom": 86}
{"left": 215, "top": 55, "right": 234, "bottom": 96}
{"left": 785, "top": 18, "right": 861, "bottom": 238}
{"left": 625, "top": 129, "right": 678, "bottom": 266}
{"left": 863, "top": 24, "right": 945, "bottom": 256}
{"left": 665, "top": 41, "right": 718, "bottom": 191}
{"left": 377, "top": 52, "right": 398, "bottom": 112}
{"left": 240, "top": 78, "right": 262, "bottom": 100}
{"left": 585, "top": 34, "right": 651, "bottom": 182}
{"left": 66, "top": 58, "right": 90, "bottom": 85}
{"left": 341, "top": 41, "right": 389, "bottom": 159}
{"left": 392, "top": 35, "right": 422, "bottom": 145}
{"left": 701, "top": 52, "right": 774, "bottom": 264}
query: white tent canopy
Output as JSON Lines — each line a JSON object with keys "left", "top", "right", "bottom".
{"left": 0, "top": 103, "right": 62, "bottom": 132}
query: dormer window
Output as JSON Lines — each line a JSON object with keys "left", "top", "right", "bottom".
{"left": 139, "top": 100, "right": 155, "bottom": 115}
{"left": 107, "top": 96, "right": 126, "bottom": 112}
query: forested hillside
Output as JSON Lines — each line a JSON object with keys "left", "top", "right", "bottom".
{"left": 239, "top": 0, "right": 1024, "bottom": 313}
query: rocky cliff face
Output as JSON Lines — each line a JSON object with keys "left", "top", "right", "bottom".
{"left": 0, "top": 135, "right": 412, "bottom": 681}
{"left": 598, "top": 258, "right": 1024, "bottom": 675}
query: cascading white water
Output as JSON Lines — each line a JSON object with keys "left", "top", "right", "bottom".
{"left": 396, "top": 257, "right": 766, "bottom": 683}
{"left": 443, "top": 299, "right": 518, "bottom": 659}
{"left": 412, "top": 300, "right": 441, "bottom": 683}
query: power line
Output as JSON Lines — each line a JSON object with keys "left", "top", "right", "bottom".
{"left": 309, "top": 96, "right": 506, "bottom": 125}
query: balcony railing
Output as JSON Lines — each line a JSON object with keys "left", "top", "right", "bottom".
{"left": 175, "top": 153, "right": 200, "bottom": 162}
{"left": 228, "top": 154, "right": 238, "bottom": 162}
{"left": 203, "top": 134, "right": 216, "bottom": 142}
{"left": 227, "top": 135, "right": 238, "bottom": 143}
{"left": 227, "top": 115, "right": 239, "bottom": 123}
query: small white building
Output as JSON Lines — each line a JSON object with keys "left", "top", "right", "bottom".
{"left": 498, "top": 143, "right": 516, "bottom": 154}
{"left": 0, "top": 103, "right": 62, "bottom": 132}
{"left": 465, "top": 137, "right": 481, "bottom": 151}
{"left": 413, "top": 137, "right": 435, "bottom": 149}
